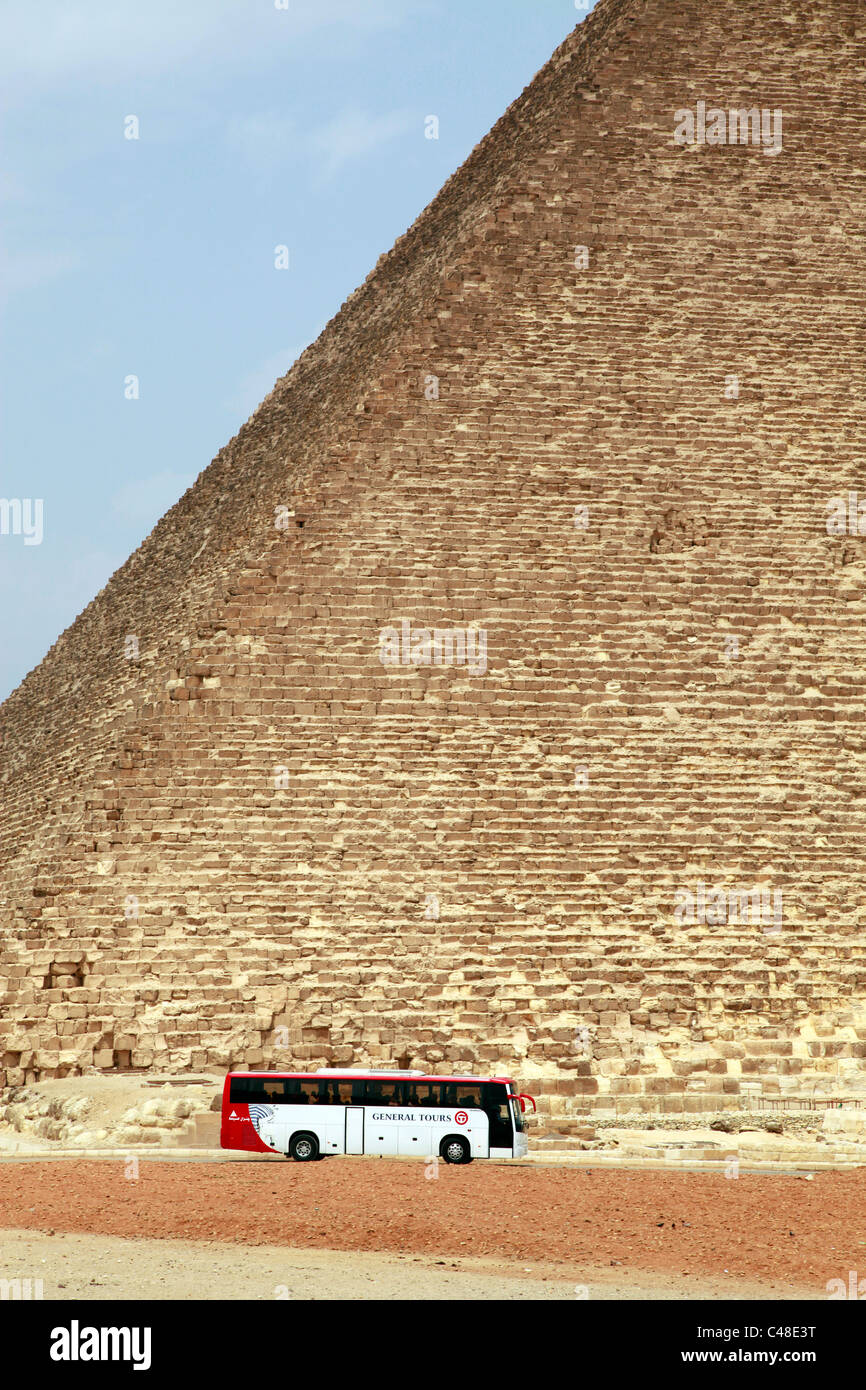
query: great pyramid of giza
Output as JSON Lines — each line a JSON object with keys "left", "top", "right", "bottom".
{"left": 2, "top": 0, "right": 865, "bottom": 1117}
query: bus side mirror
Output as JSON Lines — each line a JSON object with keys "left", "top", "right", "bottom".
{"left": 516, "top": 1093, "right": 536, "bottom": 1113}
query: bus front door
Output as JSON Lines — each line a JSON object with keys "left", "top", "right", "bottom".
{"left": 345, "top": 1107, "right": 364, "bottom": 1155}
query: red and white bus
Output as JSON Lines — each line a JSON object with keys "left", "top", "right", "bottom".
{"left": 221, "top": 1069, "right": 535, "bottom": 1163}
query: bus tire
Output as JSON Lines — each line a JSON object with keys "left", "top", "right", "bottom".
{"left": 441, "top": 1136, "right": 471, "bottom": 1165}
{"left": 289, "top": 1132, "right": 319, "bottom": 1162}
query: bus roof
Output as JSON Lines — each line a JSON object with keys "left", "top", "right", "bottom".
{"left": 226, "top": 1070, "right": 515, "bottom": 1084}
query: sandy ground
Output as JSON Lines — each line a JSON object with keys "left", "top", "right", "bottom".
{"left": 0, "top": 1227, "right": 818, "bottom": 1301}
{"left": 0, "top": 1157, "right": 863, "bottom": 1300}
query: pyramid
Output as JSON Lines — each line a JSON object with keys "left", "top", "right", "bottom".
{"left": 2, "top": 0, "right": 865, "bottom": 1118}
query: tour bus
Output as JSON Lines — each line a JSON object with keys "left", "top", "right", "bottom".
{"left": 221, "top": 1069, "right": 536, "bottom": 1163}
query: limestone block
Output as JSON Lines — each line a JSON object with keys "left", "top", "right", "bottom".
{"left": 823, "top": 1111, "right": 866, "bottom": 1138}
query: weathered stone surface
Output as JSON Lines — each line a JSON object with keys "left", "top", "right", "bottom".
{"left": 0, "top": 0, "right": 865, "bottom": 1112}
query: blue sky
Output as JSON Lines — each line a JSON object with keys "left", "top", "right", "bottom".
{"left": 0, "top": 0, "right": 598, "bottom": 703}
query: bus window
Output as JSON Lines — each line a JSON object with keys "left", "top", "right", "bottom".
{"left": 365, "top": 1080, "right": 402, "bottom": 1106}
{"left": 482, "top": 1082, "right": 509, "bottom": 1110}
{"left": 482, "top": 1083, "right": 513, "bottom": 1146}
{"left": 230, "top": 1076, "right": 268, "bottom": 1105}
{"left": 442, "top": 1083, "right": 483, "bottom": 1108}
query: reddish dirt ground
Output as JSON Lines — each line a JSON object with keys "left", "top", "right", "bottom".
{"left": 0, "top": 1159, "right": 864, "bottom": 1287}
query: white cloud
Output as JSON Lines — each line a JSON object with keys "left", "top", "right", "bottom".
{"left": 110, "top": 470, "right": 196, "bottom": 527}
{"left": 0, "top": 246, "right": 82, "bottom": 299}
{"left": 309, "top": 107, "right": 415, "bottom": 180}
{"left": 226, "top": 106, "right": 415, "bottom": 181}
{"left": 226, "top": 113, "right": 299, "bottom": 174}
{"left": 0, "top": 1, "right": 238, "bottom": 91}
{"left": 0, "top": 0, "right": 420, "bottom": 102}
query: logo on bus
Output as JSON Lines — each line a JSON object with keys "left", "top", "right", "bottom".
{"left": 455, "top": 1110, "right": 468, "bottom": 1125}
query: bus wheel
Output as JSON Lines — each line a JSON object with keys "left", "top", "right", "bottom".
{"left": 289, "top": 1132, "right": 319, "bottom": 1162}
{"left": 441, "top": 1136, "right": 471, "bottom": 1165}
